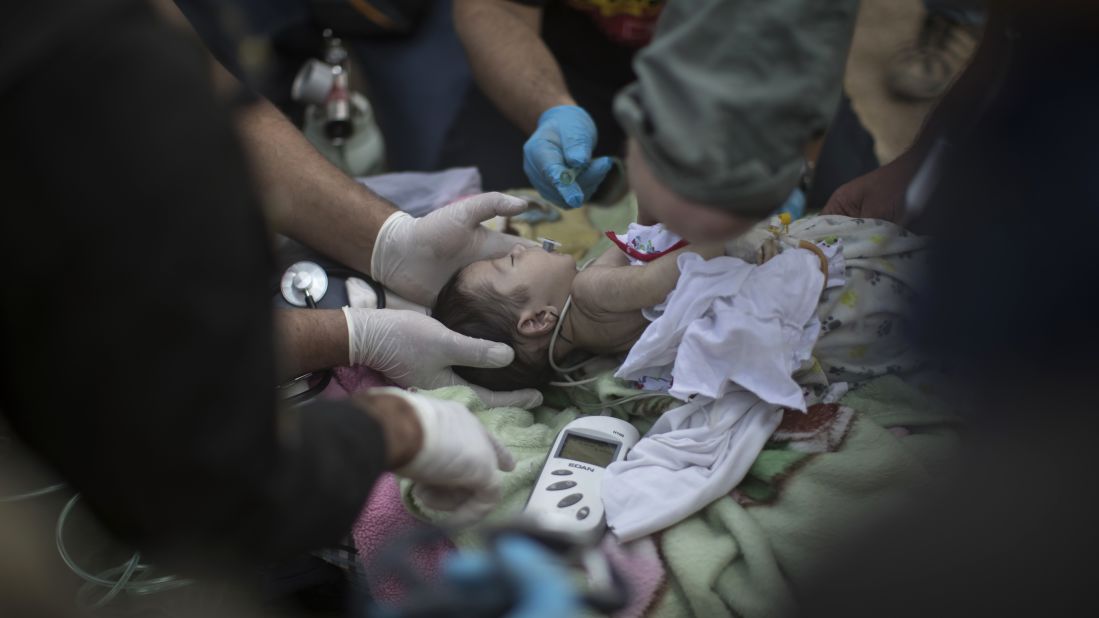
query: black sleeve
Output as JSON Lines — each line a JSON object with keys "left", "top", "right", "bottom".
{"left": 0, "top": 0, "right": 384, "bottom": 564}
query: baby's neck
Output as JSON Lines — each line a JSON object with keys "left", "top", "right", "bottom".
{"left": 551, "top": 307, "right": 582, "bottom": 364}
{"left": 553, "top": 294, "right": 624, "bottom": 360}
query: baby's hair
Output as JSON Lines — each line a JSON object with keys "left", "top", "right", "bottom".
{"left": 433, "top": 268, "right": 554, "bottom": 392}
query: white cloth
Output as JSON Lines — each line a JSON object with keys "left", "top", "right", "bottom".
{"left": 604, "top": 249, "right": 825, "bottom": 541}
{"left": 618, "top": 251, "right": 825, "bottom": 409}
{"left": 603, "top": 395, "right": 783, "bottom": 542}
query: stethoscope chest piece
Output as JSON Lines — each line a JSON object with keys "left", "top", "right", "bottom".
{"left": 281, "top": 261, "right": 329, "bottom": 307}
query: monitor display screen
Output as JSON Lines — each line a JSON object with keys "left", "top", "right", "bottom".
{"left": 556, "top": 433, "right": 619, "bottom": 467}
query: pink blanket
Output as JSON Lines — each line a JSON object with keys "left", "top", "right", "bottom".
{"left": 318, "top": 367, "right": 455, "bottom": 602}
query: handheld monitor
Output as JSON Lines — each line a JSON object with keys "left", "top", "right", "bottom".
{"left": 523, "top": 416, "right": 640, "bottom": 541}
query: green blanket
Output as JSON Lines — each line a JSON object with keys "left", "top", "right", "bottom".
{"left": 403, "top": 375, "right": 960, "bottom": 616}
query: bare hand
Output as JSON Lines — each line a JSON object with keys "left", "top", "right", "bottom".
{"left": 821, "top": 151, "right": 920, "bottom": 223}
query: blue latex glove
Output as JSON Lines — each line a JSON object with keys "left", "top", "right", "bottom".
{"left": 523, "top": 105, "right": 614, "bottom": 209}
{"left": 441, "top": 535, "right": 581, "bottom": 618}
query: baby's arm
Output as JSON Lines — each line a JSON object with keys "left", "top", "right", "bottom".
{"left": 573, "top": 244, "right": 723, "bottom": 313}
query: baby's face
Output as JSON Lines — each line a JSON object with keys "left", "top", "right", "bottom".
{"left": 462, "top": 244, "right": 577, "bottom": 309}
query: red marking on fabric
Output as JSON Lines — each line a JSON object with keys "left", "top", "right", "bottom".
{"left": 605, "top": 230, "right": 689, "bottom": 262}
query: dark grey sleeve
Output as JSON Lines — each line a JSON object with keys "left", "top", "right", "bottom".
{"left": 0, "top": 0, "right": 385, "bottom": 565}
{"left": 615, "top": 0, "right": 860, "bottom": 216}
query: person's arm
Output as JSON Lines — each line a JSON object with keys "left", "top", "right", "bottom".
{"left": 158, "top": 0, "right": 397, "bottom": 272}
{"left": 573, "top": 245, "right": 724, "bottom": 313}
{"left": 453, "top": 0, "right": 572, "bottom": 133}
{"left": 164, "top": 0, "right": 527, "bottom": 295}
{"left": 275, "top": 309, "right": 349, "bottom": 381}
{"left": 157, "top": 1, "right": 545, "bottom": 409}
{"left": 821, "top": 8, "right": 1010, "bottom": 223}
{"left": 235, "top": 99, "right": 397, "bottom": 270}
{"left": 454, "top": 0, "right": 612, "bottom": 208}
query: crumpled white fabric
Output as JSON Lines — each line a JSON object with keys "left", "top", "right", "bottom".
{"left": 603, "top": 394, "right": 783, "bottom": 542}
{"left": 617, "top": 251, "right": 825, "bottom": 410}
{"left": 605, "top": 249, "right": 826, "bottom": 541}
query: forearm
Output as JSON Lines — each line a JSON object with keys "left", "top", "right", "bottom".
{"left": 353, "top": 392, "right": 423, "bottom": 469}
{"left": 275, "top": 309, "right": 350, "bottom": 381}
{"left": 161, "top": 0, "right": 396, "bottom": 273}
{"left": 579, "top": 252, "right": 685, "bottom": 313}
{"left": 236, "top": 100, "right": 395, "bottom": 273}
{"left": 454, "top": 0, "right": 573, "bottom": 132}
{"left": 580, "top": 241, "right": 727, "bottom": 312}
{"left": 634, "top": 245, "right": 724, "bottom": 305}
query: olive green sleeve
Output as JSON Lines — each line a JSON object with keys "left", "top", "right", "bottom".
{"left": 615, "top": 0, "right": 860, "bottom": 216}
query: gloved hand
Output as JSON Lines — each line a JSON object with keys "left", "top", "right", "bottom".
{"left": 343, "top": 307, "right": 543, "bottom": 409}
{"left": 371, "top": 192, "right": 538, "bottom": 307}
{"left": 441, "top": 535, "right": 581, "bottom": 618}
{"left": 523, "top": 105, "right": 614, "bottom": 209}
{"left": 375, "top": 387, "right": 516, "bottom": 524}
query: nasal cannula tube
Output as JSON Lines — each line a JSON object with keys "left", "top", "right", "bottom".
{"left": 538, "top": 237, "right": 562, "bottom": 252}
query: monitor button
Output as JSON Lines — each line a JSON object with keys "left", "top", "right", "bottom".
{"left": 547, "top": 481, "right": 577, "bottom": 491}
{"left": 576, "top": 507, "right": 590, "bottom": 520}
{"left": 551, "top": 470, "right": 573, "bottom": 476}
{"left": 557, "top": 494, "right": 583, "bottom": 508}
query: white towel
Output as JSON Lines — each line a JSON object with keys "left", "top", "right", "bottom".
{"left": 605, "top": 249, "right": 825, "bottom": 541}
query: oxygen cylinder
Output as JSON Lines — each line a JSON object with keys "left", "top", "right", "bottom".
{"left": 292, "top": 31, "right": 386, "bottom": 176}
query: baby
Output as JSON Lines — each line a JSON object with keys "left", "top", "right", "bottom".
{"left": 433, "top": 238, "right": 721, "bottom": 390}
{"left": 434, "top": 215, "right": 927, "bottom": 393}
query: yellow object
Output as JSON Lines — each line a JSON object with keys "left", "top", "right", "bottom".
{"left": 504, "top": 189, "right": 602, "bottom": 260}
{"left": 840, "top": 289, "right": 858, "bottom": 308}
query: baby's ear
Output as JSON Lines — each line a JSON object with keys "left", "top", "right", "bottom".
{"left": 517, "top": 306, "right": 559, "bottom": 337}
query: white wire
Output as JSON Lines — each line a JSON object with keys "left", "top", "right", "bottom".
{"left": 547, "top": 255, "right": 611, "bottom": 380}
{"left": 548, "top": 296, "right": 599, "bottom": 374}
{"left": 575, "top": 391, "right": 671, "bottom": 411}
{"left": 547, "top": 373, "right": 605, "bottom": 388}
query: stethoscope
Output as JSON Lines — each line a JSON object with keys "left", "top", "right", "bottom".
{"left": 280, "top": 260, "right": 330, "bottom": 309}
{"left": 276, "top": 260, "right": 387, "bottom": 404}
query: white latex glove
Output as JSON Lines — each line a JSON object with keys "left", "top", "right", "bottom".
{"left": 343, "top": 307, "right": 543, "bottom": 409}
{"left": 370, "top": 192, "right": 538, "bottom": 307}
{"left": 376, "top": 387, "right": 516, "bottom": 524}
